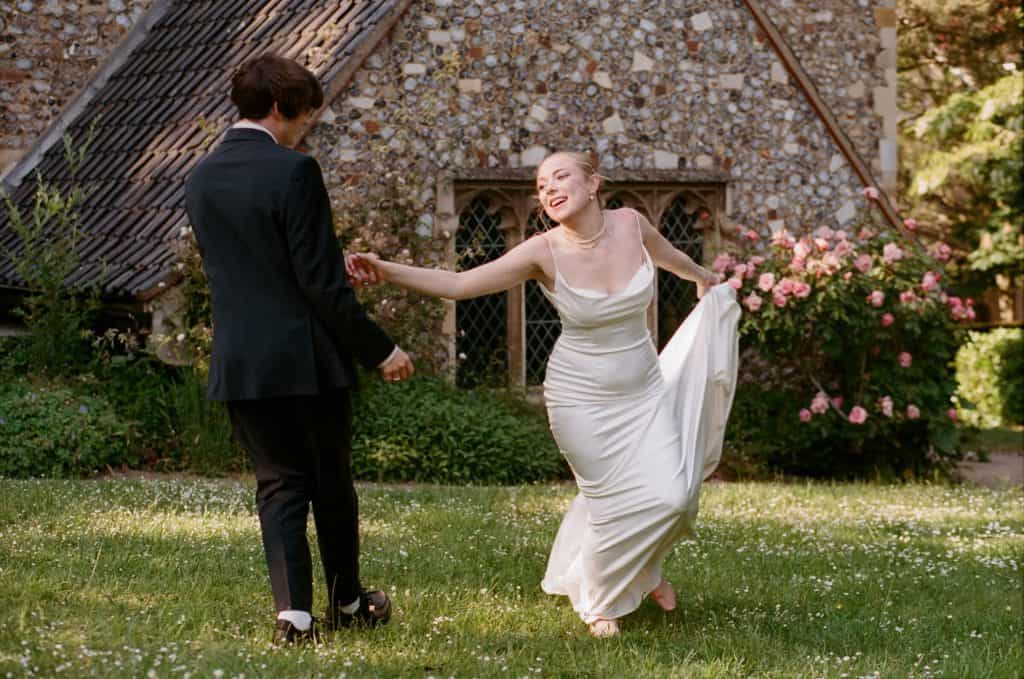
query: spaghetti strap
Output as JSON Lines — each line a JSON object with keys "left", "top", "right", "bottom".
{"left": 543, "top": 231, "right": 560, "bottom": 276}
{"left": 631, "top": 209, "right": 651, "bottom": 269}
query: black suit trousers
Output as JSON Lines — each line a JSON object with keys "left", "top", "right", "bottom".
{"left": 226, "top": 389, "right": 361, "bottom": 612}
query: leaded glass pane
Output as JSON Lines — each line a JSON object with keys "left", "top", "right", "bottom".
{"left": 455, "top": 196, "right": 508, "bottom": 387}
{"left": 525, "top": 212, "right": 560, "bottom": 385}
{"left": 657, "top": 196, "right": 703, "bottom": 349}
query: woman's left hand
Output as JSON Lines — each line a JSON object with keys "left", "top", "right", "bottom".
{"left": 696, "top": 271, "right": 720, "bottom": 299}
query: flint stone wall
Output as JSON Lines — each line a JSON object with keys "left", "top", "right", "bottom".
{"left": 309, "top": 0, "right": 893, "bottom": 246}
{"left": 0, "top": 0, "right": 153, "bottom": 174}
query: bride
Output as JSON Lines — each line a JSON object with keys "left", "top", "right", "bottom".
{"left": 347, "top": 151, "right": 740, "bottom": 637}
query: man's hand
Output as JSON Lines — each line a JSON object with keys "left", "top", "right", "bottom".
{"left": 345, "top": 252, "right": 384, "bottom": 287}
{"left": 379, "top": 347, "right": 414, "bottom": 383}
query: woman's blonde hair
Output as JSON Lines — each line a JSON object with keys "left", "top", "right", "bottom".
{"left": 537, "top": 151, "right": 608, "bottom": 187}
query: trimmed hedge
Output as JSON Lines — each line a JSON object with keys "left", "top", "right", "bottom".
{"left": 0, "top": 381, "right": 134, "bottom": 478}
{"left": 956, "top": 328, "right": 1024, "bottom": 427}
{"left": 351, "top": 376, "right": 567, "bottom": 484}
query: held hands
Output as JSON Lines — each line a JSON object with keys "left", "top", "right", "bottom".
{"left": 345, "top": 252, "right": 385, "bottom": 287}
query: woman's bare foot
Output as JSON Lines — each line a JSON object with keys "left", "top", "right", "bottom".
{"left": 588, "top": 618, "right": 620, "bottom": 638}
{"left": 651, "top": 578, "right": 676, "bottom": 611}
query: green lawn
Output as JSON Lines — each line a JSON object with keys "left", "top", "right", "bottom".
{"left": 0, "top": 479, "right": 1020, "bottom": 678}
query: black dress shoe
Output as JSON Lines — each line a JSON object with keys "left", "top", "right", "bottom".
{"left": 328, "top": 590, "right": 393, "bottom": 629}
{"left": 272, "top": 618, "right": 321, "bottom": 646}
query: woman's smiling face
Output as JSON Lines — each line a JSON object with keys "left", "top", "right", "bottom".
{"left": 536, "top": 153, "right": 600, "bottom": 223}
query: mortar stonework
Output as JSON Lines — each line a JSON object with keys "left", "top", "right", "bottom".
{"left": 0, "top": 0, "right": 154, "bottom": 174}
{"left": 308, "top": 0, "right": 890, "bottom": 246}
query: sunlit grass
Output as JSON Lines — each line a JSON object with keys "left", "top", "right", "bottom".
{"left": 0, "top": 479, "right": 1020, "bottom": 678}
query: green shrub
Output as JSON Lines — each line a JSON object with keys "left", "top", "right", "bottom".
{"left": 0, "top": 381, "right": 134, "bottom": 478}
{"left": 158, "top": 370, "right": 246, "bottom": 475}
{"left": 955, "top": 328, "right": 1024, "bottom": 427}
{"left": 352, "top": 376, "right": 567, "bottom": 484}
{"left": 88, "top": 352, "right": 181, "bottom": 453}
{"left": 722, "top": 205, "right": 967, "bottom": 478}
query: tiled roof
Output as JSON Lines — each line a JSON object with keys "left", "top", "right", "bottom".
{"left": 0, "top": 0, "right": 408, "bottom": 299}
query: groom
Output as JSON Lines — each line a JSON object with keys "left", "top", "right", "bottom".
{"left": 184, "top": 53, "right": 413, "bottom": 645}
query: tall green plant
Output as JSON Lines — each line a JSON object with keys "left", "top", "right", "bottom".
{"left": 2, "top": 129, "right": 99, "bottom": 375}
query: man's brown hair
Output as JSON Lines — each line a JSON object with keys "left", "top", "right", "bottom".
{"left": 230, "top": 53, "right": 324, "bottom": 120}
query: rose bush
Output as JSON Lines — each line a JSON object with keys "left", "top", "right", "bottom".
{"left": 722, "top": 189, "right": 969, "bottom": 478}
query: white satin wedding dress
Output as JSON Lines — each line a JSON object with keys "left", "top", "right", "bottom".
{"left": 538, "top": 221, "right": 741, "bottom": 624}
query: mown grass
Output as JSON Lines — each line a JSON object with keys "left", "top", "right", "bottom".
{"left": 0, "top": 480, "right": 1020, "bottom": 678}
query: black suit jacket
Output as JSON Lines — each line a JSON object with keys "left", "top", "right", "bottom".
{"left": 184, "top": 128, "right": 395, "bottom": 401}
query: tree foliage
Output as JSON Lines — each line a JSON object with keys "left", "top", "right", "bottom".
{"left": 898, "top": 1, "right": 1023, "bottom": 297}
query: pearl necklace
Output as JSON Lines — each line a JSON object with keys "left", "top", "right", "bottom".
{"left": 563, "top": 210, "right": 606, "bottom": 249}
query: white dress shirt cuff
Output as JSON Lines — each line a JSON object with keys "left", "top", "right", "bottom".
{"left": 377, "top": 345, "right": 401, "bottom": 368}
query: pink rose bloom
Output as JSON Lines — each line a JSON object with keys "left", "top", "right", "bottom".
{"left": 900, "top": 290, "right": 919, "bottom": 305}
{"left": 779, "top": 278, "right": 796, "bottom": 295}
{"left": 903, "top": 218, "right": 918, "bottom": 231}
{"left": 728, "top": 276, "right": 743, "bottom": 290}
{"left": 880, "top": 396, "right": 894, "bottom": 417}
{"left": 758, "top": 272, "right": 776, "bottom": 292}
{"left": 921, "top": 271, "right": 939, "bottom": 292}
{"left": 743, "top": 292, "right": 763, "bottom": 311}
{"left": 854, "top": 254, "right": 873, "bottom": 273}
{"left": 848, "top": 406, "right": 868, "bottom": 425}
{"left": 799, "top": 408, "right": 812, "bottom": 423}
{"left": 843, "top": 271, "right": 853, "bottom": 281}
{"left": 814, "top": 237, "right": 830, "bottom": 251}
{"left": 834, "top": 230, "right": 848, "bottom": 241}
{"left": 881, "top": 312, "right": 895, "bottom": 327}
{"left": 831, "top": 395, "right": 844, "bottom": 409}
{"left": 744, "top": 229, "right": 760, "bottom": 242}
{"left": 790, "top": 257, "right": 806, "bottom": 273}
{"left": 833, "top": 240, "right": 853, "bottom": 258}
{"left": 906, "top": 404, "right": 920, "bottom": 420}
{"left": 712, "top": 253, "right": 736, "bottom": 274}
{"left": 822, "top": 253, "right": 841, "bottom": 271}
{"left": 947, "top": 408, "right": 958, "bottom": 422}
{"left": 868, "top": 290, "right": 885, "bottom": 307}
{"left": 773, "top": 291, "right": 788, "bottom": 308}
{"left": 814, "top": 226, "right": 834, "bottom": 240}
{"left": 733, "top": 263, "right": 749, "bottom": 278}
{"left": 793, "top": 281, "right": 812, "bottom": 298}
{"left": 930, "top": 242, "right": 952, "bottom": 262}
{"left": 794, "top": 240, "right": 812, "bottom": 259}
{"left": 899, "top": 352, "right": 913, "bottom": 368}
{"left": 858, "top": 227, "right": 877, "bottom": 240}
{"left": 810, "top": 392, "right": 829, "bottom": 415}
{"left": 882, "top": 243, "right": 904, "bottom": 264}
{"left": 862, "top": 186, "right": 880, "bottom": 200}
{"left": 750, "top": 256, "right": 766, "bottom": 266}
{"left": 966, "top": 307, "right": 977, "bottom": 320}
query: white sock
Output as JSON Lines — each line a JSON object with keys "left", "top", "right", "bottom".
{"left": 339, "top": 597, "right": 360, "bottom": 615}
{"left": 277, "top": 610, "right": 312, "bottom": 631}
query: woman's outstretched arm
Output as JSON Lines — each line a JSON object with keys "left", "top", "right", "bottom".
{"left": 352, "top": 234, "right": 549, "bottom": 301}
{"left": 633, "top": 210, "right": 718, "bottom": 296}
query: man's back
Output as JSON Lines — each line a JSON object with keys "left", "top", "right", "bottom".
{"left": 185, "top": 128, "right": 392, "bottom": 400}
